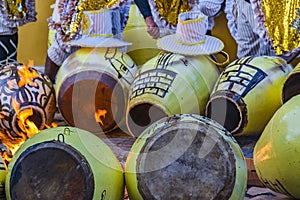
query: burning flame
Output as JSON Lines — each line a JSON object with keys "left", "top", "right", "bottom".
{"left": 17, "top": 109, "right": 39, "bottom": 138}
{"left": 95, "top": 109, "right": 107, "bottom": 126}
{"left": 45, "top": 122, "right": 58, "bottom": 129}
{"left": 0, "top": 130, "right": 26, "bottom": 168}
{"left": 0, "top": 97, "right": 41, "bottom": 169}
{"left": 17, "top": 60, "right": 38, "bottom": 87}
{"left": 0, "top": 61, "right": 56, "bottom": 169}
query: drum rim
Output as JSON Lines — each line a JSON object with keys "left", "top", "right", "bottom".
{"left": 9, "top": 140, "right": 95, "bottom": 200}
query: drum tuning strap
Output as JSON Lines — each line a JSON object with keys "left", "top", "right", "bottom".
{"left": 207, "top": 51, "right": 230, "bottom": 68}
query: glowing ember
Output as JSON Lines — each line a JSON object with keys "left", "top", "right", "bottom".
{"left": 17, "top": 60, "right": 38, "bottom": 87}
{"left": 95, "top": 109, "right": 107, "bottom": 126}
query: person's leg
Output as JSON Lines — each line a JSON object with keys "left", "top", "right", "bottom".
{"left": 44, "top": 32, "right": 71, "bottom": 83}
{"left": 44, "top": 54, "right": 60, "bottom": 83}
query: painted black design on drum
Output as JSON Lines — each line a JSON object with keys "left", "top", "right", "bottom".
{"left": 215, "top": 62, "right": 267, "bottom": 100}
{"left": 0, "top": 64, "right": 55, "bottom": 137}
{"left": 9, "top": 141, "right": 95, "bottom": 200}
{"left": 257, "top": 168, "right": 293, "bottom": 198}
{"left": 154, "top": 52, "right": 176, "bottom": 69}
{"left": 130, "top": 69, "right": 176, "bottom": 100}
{"left": 104, "top": 48, "right": 136, "bottom": 85}
{"left": 101, "top": 190, "right": 106, "bottom": 200}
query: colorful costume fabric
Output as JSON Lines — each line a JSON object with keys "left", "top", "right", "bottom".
{"left": 47, "top": 0, "right": 131, "bottom": 66}
{"left": 225, "top": 0, "right": 276, "bottom": 58}
{"left": 146, "top": 0, "right": 224, "bottom": 36}
{"left": 0, "top": 0, "right": 36, "bottom": 65}
{"left": 251, "top": 0, "right": 300, "bottom": 55}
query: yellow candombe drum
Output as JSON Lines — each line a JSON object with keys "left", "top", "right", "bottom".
{"left": 55, "top": 47, "right": 138, "bottom": 134}
{"left": 126, "top": 52, "right": 220, "bottom": 137}
{"left": 282, "top": 61, "right": 300, "bottom": 104}
{"left": 125, "top": 114, "right": 247, "bottom": 199}
{"left": 123, "top": 2, "right": 161, "bottom": 66}
{"left": 206, "top": 56, "right": 293, "bottom": 136}
{"left": 253, "top": 94, "right": 300, "bottom": 198}
{"left": 5, "top": 126, "right": 124, "bottom": 200}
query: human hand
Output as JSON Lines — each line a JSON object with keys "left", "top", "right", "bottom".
{"left": 145, "top": 16, "right": 160, "bottom": 39}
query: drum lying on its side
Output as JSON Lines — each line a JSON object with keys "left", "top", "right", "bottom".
{"left": 206, "top": 56, "right": 293, "bottom": 136}
{"left": 126, "top": 52, "right": 220, "bottom": 137}
{"left": 254, "top": 94, "right": 300, "bottom": 199}
{"left": 55, "top": 47, "right": 138, "bottom": 134}
{"left": 5, "top": 126, "right": 124, "bottom": 200}
{"left": 125, "top": 114, "right": 247, "bottom": 200}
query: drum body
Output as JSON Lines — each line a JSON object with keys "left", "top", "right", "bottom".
{"left": 282, "top": 62, "right": 300, "bottom": 104}
{"left": 125, "top": 114, "right": 247, "bottom": 200}
{"left": 206, "top": 56, "right": 293, "bottom": 136}
{"left": 126, "top": 52, "right": 220, "bottom": 137}
{"left": 123, "top": 3, "right": 161, "bottom": 66}
{"left": 55, "top": 47, "right": 138, "bottom": 134}
{"left": 253, "top": 94, "right": 300, "bottom": 198}
{"left": 0, "top": 63, "right": 56, "bottom": 136}
{"left": 5, "top": 126, "right": 124, "bottom": 200}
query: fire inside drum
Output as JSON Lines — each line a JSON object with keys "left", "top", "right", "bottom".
{"left": 125, "top": 114, "right": 247, "bottom": 200}
{"left": 0, "top": 63, "right": 56, "bottom": 136}
{"left": 5, "top": 126, "right": 124, "bottom": 200}
{"left": 55, "top": 48, "right": 138, "bottom": 134}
